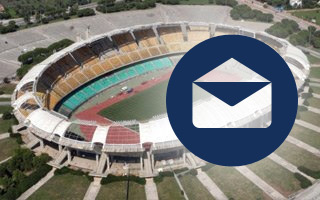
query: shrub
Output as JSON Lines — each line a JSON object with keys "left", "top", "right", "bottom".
{"left": 96, "top": 5, "right": 107, "bottom": 13}
{"left": 230, "top": 5, "right": 273, "bottom": 22}
{"left": 0, "top": 165, "right": 52, "bottom": 200}
{"left": 77, "top": 8, "right": 95, "bottom": 17}
{"left": 41, "top": 17, "right": 50, "bottom": 24}
{"left": 173, "top": 167, "right": 188, "bottom": 174}
{"left": 2, "top": 111, "right": 13, "bottom": 120}
{"left": 301, "top": 92, "right": 313, "bottom": 99}
{"left": 289, "top": 30, "right": 310, "bottom": 46}
{"left": 266, "top": 19, "right": 300, "bottom": 38}
{"left": 32, "top": 154, "right": 52, "bottom": 169}
{"left": 63, "top": 13, "right": 70, "bottom": 20}
{"left": 15, "top": 135, "right": 23, "bottom": 145}
{"left": 201, "top": 163, "right": 214, "bottom": 172}
{"left": 55, "top": 167, "right": 93, "bottom": 182}
{"left": 0, "top": 21, "right": 18, "bottom": 34}
{"left": 216, "top": 0, "right": 238, "bottom": 7}
{"left": 294, "top": 173, "right": 312, "bottom": 188}
{"left": 298, "top": 166, "right": 320, "bottom": 179}
{"left": 17, "top": 39, "right": 73, "bottom": 78}
{"left": 159, "top": 0, "right": 180, "bottom": 5}
{"left": 153, "top": 171, "right": 174, "bottom": 183}
{"left": 187, "top": 168, "right": 198, "bottom": 176}
{"left": 101, "top": 174, "right": 146, "bottom": 185}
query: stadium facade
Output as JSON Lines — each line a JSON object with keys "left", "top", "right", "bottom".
{"left": 11, "top": 22, "right": 309, "bottom": 177}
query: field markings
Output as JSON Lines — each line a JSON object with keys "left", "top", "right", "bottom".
{"left": 235, "top": 166, "right": 286, "bottom": 200}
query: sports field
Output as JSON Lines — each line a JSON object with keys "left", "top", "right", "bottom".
{"left": 99, "top": 80, "right": 169, "bottom": 122}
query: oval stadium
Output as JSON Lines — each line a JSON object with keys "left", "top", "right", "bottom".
{"left": 4, "top": 10, "right": 320, "bottom": 198}
{"left": 11, "top": 22, "right": 309, "bottom": 177}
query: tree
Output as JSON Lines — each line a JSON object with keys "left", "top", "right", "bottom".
{"left": 12, "top": 170, "right": 26, "bottom": 184}
{"left": 32, "top": 154, "right": 52, "bottom": 168}
{"left": 289, "top": 30, "right": 309, "bottom": 46}
{"left": 2, "top": 111, "right": 13, "bottom": 120}
{"left": 308, "top": 26, "right": 316, "bottom": 44}
{"left": 311, "top": 36, "right": 320, "bottom": 48}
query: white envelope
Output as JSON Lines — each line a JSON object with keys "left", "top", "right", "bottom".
{"left": 192, "top": 58, "right": 272, "bottom": 128}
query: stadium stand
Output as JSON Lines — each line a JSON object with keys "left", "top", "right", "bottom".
{"left": 56, "top": 57, "right": 173, "bottom": 114}
{"left": 187, "top": 25, "right": 210, "bottom": 43}
{"left": 134, "top": 28, "right": 159, "bottom": 47}
{"left": 157, "top": 26, "right": 184, "bottom": 44}
{"left": 111, "top": 32, "right": 139, "bottom": 53}
{"left": 215, "top": 25, "right": 239, "bottom": 36}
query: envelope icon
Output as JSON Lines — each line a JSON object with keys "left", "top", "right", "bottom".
{"left": 192, "top": 58, "right": 272, "bottom": 128}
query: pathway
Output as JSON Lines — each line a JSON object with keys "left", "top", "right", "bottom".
{"left": 295, "top": 120, "right": 320, "bottom": 133}
{"left": 268, "top": 153, "right": 315, "bottom": 182}
{"left": 309, "top": 78, "right": 320, "bottom": 83}
{"left": 287, "top": 136, "right": 320, "bottom": 157}
{"left": 17, "top": 168, "right": 56, "bottom": 200}
{"left": 291, "top": 180, "right": 320, "bottom": 200}
{"left": 83, "top": 177, "right": 102, "bottom": 200}
{"left": 0, "top": 94, "right": 11, "bottom": 98}
{"left": 0, "top": 133, "right": 10, "bottom": 140}
{"left": 235, "top": 166, "right": 286, "bottom": 200}
{"left": 145, "top": 178, "right": 159, "bottom": 200}
{"left": 0, "top": 156, "right": 12, "bottom": 164}
{"left": 196, "top": 169, "right": 228, "bottom": 200}
{"left": 173, "top": 171, "right": 189, "bottom": 200}
{"left": 306, "top": 106, "right": 320, "bottom": 115}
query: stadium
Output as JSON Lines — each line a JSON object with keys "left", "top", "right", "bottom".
{"left": 10, "top": 22, "right": 310, "bottom": 180}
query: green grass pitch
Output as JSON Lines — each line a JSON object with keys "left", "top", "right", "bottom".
{"left": 99, "top": 80, "right": 169, "bottom": 122}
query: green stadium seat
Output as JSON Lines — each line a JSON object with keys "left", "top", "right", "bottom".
{"left": 57, "top": 57, "right": 173, "bottom": 114}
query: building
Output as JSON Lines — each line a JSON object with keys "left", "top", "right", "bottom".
{"left": 0, "top": 4, "right": 5, "bottom": 13}
{"left": 289, "top": 0, "right": 302, "bottom": 7}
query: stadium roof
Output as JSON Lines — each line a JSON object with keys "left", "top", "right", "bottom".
{"left": 26, "top": 109, "right": 64, "bottom": 134}
{"left": 140, "top": 117, "right": 178, "bottom": 144}
{"left": 53, "top": 120, "right": 71, "bottom": 137}
{"left": 92, "top": 126, "right": 109, "bottom": 145}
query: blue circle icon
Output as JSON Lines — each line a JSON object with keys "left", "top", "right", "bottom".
{"left": 166, "top": 35, "right": 298, "bottom": 166}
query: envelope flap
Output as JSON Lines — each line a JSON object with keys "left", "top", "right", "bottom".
{"left": 193, "top": 82, "right": 270, "bottom": 106}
